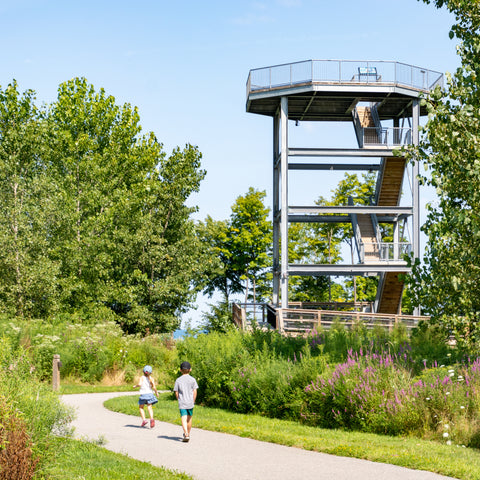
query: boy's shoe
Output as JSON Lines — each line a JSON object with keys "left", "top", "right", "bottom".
{"left": 141, "top": 420, "right": 148, "bottom": 427}
{"left": 182, "top": 434, "right": 190, "bottom": 442}
{"left": 150, "top": 419, "right": 155, "bottom": 428}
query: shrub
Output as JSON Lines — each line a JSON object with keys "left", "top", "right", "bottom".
{"left": 302, "top": 349, "right": 417, "bottom": 434}
{"left": 0, "top": 395, "right": 39, "bottom": 480}
{"left": 230, "top": 346, "right": 326, "bottom": 419}
{"left": 174, "top": 330, "right": 247, "bottom": 407}
{"left": 0, "top": 337, "right": 74, "bottom": 477}
{"left": 0, "top": 316, "right": 177, "bottom": 385}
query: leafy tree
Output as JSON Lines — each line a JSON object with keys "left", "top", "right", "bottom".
{"left": 199, "top": 188, "right": 271, "bottom": 305}
{"left": 0, "top": 78, "right": 206, "bottom": 333}
{"left": 229, "top": 188, "right": 271, "bottom": 304}
{"left": 406, "top": 0, "right": 480, "bottom": 344}
{"left": 0, "top": 82, "right": 60, "bottom": 318}
{"left": 196, "top": 216, "right": 243, "bottom": 304}
{"left": 200, "top": 300, "right": 235, "bottom": 333}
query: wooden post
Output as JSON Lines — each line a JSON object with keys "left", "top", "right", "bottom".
{"left": 277, "top": 308, "right": 284, "bottom": 333}
{"left": 52, "top": 354, "right": 61, "bottom": 391}
{"left": 241, "top": 308, "right": 247, "bottom": 330}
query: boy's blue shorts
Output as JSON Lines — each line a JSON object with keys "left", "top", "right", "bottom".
{"left": 179, "top": 408, "right": 194, "bottom": 417}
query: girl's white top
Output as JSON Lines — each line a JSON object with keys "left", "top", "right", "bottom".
{"left": 139, "top": 375, "right": 154, "bottom": 395}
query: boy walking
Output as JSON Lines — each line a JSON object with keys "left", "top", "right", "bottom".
{"left": 174, "top": 361, "right": 198, "bottom": 442}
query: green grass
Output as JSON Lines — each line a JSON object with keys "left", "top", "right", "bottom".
{"left": 106, "top": 393, "right": 480, "bottom": 480}
{"left": 46, "top": 437, "right": 192, "bottom": 480}
{"left": 60, "top": 384, "right": 135, "bottom": 395}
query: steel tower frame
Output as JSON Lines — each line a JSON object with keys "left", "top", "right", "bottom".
{"left": 246, "top": 60, "right": 443, "bottom": 314}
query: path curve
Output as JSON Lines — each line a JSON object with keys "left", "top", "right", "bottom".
{"left": 62, "top": 392, "right": 455, "bottom": 480}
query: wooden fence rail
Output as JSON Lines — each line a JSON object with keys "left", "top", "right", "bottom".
{"left": 278, "top": 308, "right": 427, "bottom": 334}
{"left": 231, "top": 303, "right": 429, "bottom": 335}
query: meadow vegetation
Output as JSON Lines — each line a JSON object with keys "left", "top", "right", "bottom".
{"left": 175, "top": 322, "right": 480, "bottom": 450}
{"left": 3, "top": 313, "right": 480, "bottom": 478}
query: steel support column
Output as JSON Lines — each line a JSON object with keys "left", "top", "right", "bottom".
{"left": 412, "top": 98, "right": 420, "bottom": 315}
{"left": 272, "top": 112, "right": 280, "bottom": 306}
{"left": 280, "top": 97, "right": 289, "bottom": 308}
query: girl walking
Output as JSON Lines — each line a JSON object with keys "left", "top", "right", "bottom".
{"left": 133, "top": 365, "right": 159, "bottom": 428}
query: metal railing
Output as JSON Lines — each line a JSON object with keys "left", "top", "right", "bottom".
{"left": 363, "top": 127, "right": 412, "bottom": 146}
{"left": 360, "top": 242, "right": 412, "bottom": 262}
{"left": 247, "top": 60, "right": 443, "bottom": 96}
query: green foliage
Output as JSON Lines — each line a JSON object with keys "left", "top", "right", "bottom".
{"left": 174, "top": 330, "right": 246, "bottom": 407}
{"left": 0, "top": 337, "right": 74, "bottom": 477}
{"left": 230, "top": 188, "right": 272, "bottom": 302}
{"left": 0, "top": 81, "right": 59, "bottom": 319}
{"left": 198, "top": 188, "right": 271, "bottom": 304}
{"left": 195, "top": 217, "right": 243, "bottom": 303}
{"left": 0, "top": 316, "right": 177, "bottom": 385}
{"left": 0, "top": 78, "right": 206, "bottom": 333}
{"left": 230, "top": 348, "right": 326, "bottom": 419}
{"left": 302, "top": 345, "right": 480, "bottom": 446}
{"left": 201, "top": 301, "right": 235, "bottom": 333}
{"left": 405, "top": 1, "right": 480, "bottom": 345}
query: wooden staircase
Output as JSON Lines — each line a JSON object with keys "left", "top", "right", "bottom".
{"left": 356, "top": 106, "right": 375, "bottom": 127}
{"left": 375, "top": 156, "right": 407, "bottom": 313}
{"left": 376, "top": 157, "right": 406, "bottom": 206}
{"left": 377, "top": 272, "right": 404, "bottom": 314}
{"left": 353, "top": 105, "right": 407, "bottom": 314}
{"left": 356, "top": 214, "right": 379, "bottom": 262}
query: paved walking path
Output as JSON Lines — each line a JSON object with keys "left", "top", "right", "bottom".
{"left": 62, "top": 392, "right": 456, "bottom": 480}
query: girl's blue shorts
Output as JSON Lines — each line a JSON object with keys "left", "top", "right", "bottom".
{"left": 139, "top": 394, "right": 158, "bottom": 405}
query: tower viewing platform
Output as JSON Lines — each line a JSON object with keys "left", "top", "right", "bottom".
{"left": 247, "top": 59, "right": 443, "bottom": 121}
{"left": 246, "top": 59, "right": 443, "bottom": 323}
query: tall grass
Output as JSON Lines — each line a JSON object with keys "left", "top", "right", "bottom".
{"left": 0, "top": 336, "right": 74, "bottom": 479}
{"left": 0, "top": 315, "right": 177, "bottom": 385}
{"left": 173, "top": 323, "right": 480, "bottom": 448}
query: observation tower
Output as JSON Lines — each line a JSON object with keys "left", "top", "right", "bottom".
{"left": 246, "top": 60, "right": 443, "bottom": 316}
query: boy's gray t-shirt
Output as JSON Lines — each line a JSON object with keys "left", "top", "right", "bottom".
{"left": 174, "top": 374, "right": 199, "bottom": 409}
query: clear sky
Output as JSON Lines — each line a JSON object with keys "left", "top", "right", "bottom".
{"left": 0, "top": 0, "right": 460, "bottom": 326}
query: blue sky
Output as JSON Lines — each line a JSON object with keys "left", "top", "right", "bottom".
{"left": 0, "top": 0, "right": 460, "bottom": 325}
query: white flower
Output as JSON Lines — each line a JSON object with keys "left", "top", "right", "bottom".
{"left": 446, "top": 440, "right": 452, "bottom": 445}
{"left": 446, "top": 392, "right": 451, "bottom": 395}
{"left": 448, "top": 369, "right": 455, "bottom": 373}
{"left": 444, "top": 424, "right": 449, "bottom": 429}
{"left": 426, "top": 397, "right": 431, "bottom": 401}
{"left": 443, "top": 432, "right": 449, "bottom": 438}
{"left": 449, "top": 372, "right": 455, "bottom": 377}
{"left": 460, "top": 406, "right": 465, "bottom": 409}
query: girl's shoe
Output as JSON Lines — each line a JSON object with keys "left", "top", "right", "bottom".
{"left": 182, "top": 434, "right": 190, "bottom": 442}
{"left": 150, "top": 419, "right": 155, "bottom": 428}
{"left": 141, "top": 420, "right": 148, "bottom": 427}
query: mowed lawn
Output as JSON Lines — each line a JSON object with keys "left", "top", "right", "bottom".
{"left": 104, "top": 392, "right": 480, "bottom": 480}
